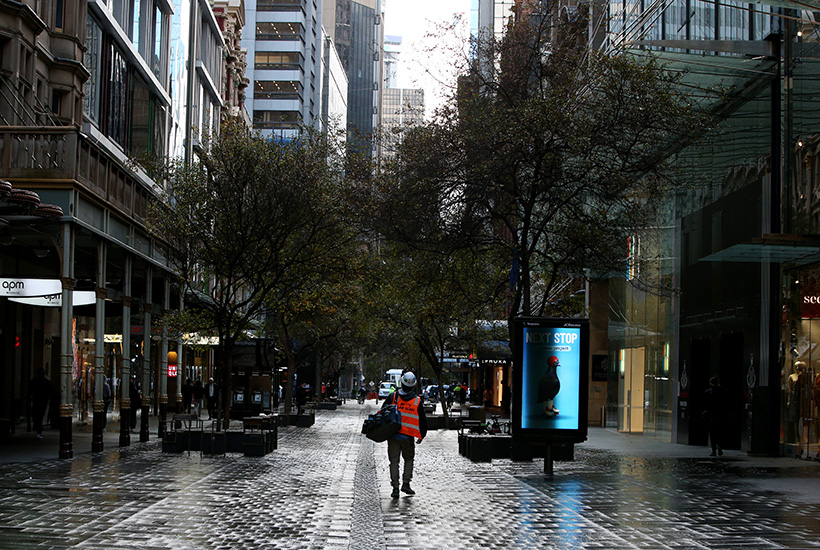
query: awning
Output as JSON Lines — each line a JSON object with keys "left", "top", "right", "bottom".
{"left": 700, "top": 235, "right": 820, "bottom": 264}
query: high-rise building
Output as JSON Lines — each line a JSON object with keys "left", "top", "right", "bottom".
{"left": 380, "top": 87, "right": 424, "bottom": 156}
{"left": 322, "top": 29, "right": 349, "bottom": 137}
{"left": 242, "top": 0, "right": 325, "bottom": 140}
{"left": 383, "top": 34, "right": 401, "bottom": 89}
{"left": 324, "top": 0, "right": 382, "bottom": 154}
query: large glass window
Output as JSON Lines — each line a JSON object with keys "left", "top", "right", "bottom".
{"left": 129, "top": 73, "right": 151, "bottom": 154}
{"left": 253, "top": 81, "right": 301, "bottom": 100}
{"left": 153, "top": 3, "right": 163, "bottom": 80}
{"left": 781, "top": 268, "right": 820, "bottom": 459}
{"left": 255, "top": 22, "right": 304, "bottom": 41}
{"left": 104, "top": 43, "right": 128, "bottom": 148}
{"left": 719, "top": 1, "right": 747, "bottom": 41}
{"left": 84, "top": 15, "right": 103, "bottom": 123}
{"left": 252, "top": 110, "right": 300, "bottom": 129}
{"left": 255, "top": 51, "right": 302, "bottom": 70}
{"left": 133, "top": 0, "right": 141, "bottom": 47}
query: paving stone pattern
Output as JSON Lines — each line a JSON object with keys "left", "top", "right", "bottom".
{"left": 1, "top": 404, "right": 820, "bottom": 549}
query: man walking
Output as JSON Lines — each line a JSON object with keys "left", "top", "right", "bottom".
{"left": 28, "top": 368, "right": 52, "bottom": 439}
{"left": 382, "top": 371, "right": 427, "bottom": 498}
{"left": 205, "top": 378, "right": 218, "bottom": 419}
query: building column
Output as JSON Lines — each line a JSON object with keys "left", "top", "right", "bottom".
{"left": 119, "top": 257, "right": 132, "bottom": 447}
{"left": 176, "top": 287, "right": 184, "bottom": 413}
{"left": 58, "top": 223, "right": 74, "bottom": 459}
{"left": 158, "top": 276, "right": 170, "bottom": 440}
{"left": 140, "top": 266, "right": 152, "bottom": 442}
{"left": 92, "top": 241, "right": 107, "bottom": 452}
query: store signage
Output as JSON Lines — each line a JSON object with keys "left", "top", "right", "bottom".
{"left": 168, "top": 364, "right": 178, "bottom": 377}
{"left": 1, "top": 278, "right": 61, "bottom": 297}
{"left": 512, "top": 317, "right": 589, "bottom": 442}
{"left": 801, "top": 295, "right": 820, "bottom": 318}
{"left": 8, "top": 290, "right": 96, "bottom": 307}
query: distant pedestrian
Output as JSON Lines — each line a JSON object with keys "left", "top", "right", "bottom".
{"left": 28, "top": 368, "right": 52, "bottom": 439}
{"left": 382, "top": 371, "right": 427, "bottom": 498}
{"left": 102, "top": 375, "right": 113, "bottom": 429}
{"left": 205, "top": 378, "right": 218, "bottom": 419}
{"left": 483, "top": 388, "right": 491, "bottom": 408}
{"left": 129, "top": 378, "right": 141, "bottom": 432}
{"left": 296, "top": 383, "right": 308, "bottom": 415}
{"left": 182, "top": 378, "right": 194, "bottom": 414}
{"left": 703, "top": 376, "right": 729, "bottom": 456}
{"left": 193, "top": 379, "right": 205, "bottom": 417}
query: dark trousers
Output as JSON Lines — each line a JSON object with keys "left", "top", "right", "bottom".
{"left": 707, "top": 420, "right": 722, "bottom": 452}
{"left": 387, "top": 437, "right": 415, "bottom": 487}
{"left": 32, "top": 403, "right": 47, "bottom": 434}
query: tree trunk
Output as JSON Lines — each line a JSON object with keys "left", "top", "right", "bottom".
{"left": 277, "top": 318, "right": 296, "bottom": 413}
{"left": 216, "top": 341, "right": 234, "bottom": 431}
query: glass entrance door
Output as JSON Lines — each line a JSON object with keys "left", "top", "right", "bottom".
{"left": 619, "top": 347, "right": 645, "bottom": 433}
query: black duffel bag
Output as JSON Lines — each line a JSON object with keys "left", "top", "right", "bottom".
{"left": 361, "top": 404, "right": 402, "bottom": 442}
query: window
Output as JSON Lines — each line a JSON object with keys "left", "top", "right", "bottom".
{"left": 253, "top": 81, "right": 301, "bottom": 99}
{"left": 252, "top": 110, "right": 300, "bottom": 129}
{"left": 51, "top": 90, "right": 63, "bottom": 116}
{"left": 84, "top": 15, "right": 103, "bottom": 123}
{"left": 55, "top": 0, "right": 64, "bottom": 31}
{"left": 104, "top": 43, "right": 128, "bottom": 148}
{"left": 133, "top": 0, "right": 141, "bottom": 47}
{"left": 255, "top": 22, "right": 304, "bottom": 41}
{"left": 254, "top": 51, "right": 302, "bottom": 70}
{"left": 129, "top": 73, "right": 150, "bottom": 155}
{"left": 153, "top": 3, "right": 163, "bottom": 79}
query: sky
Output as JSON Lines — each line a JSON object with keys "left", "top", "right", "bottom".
{"left": 382, "top": 0, "right": 473, "bottom": 118}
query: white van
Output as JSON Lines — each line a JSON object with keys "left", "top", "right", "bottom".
{"left": 384, "top": 369, "right": 404, "bottom": 385}
{"left": 378, "top": 381, "right": 396, "bottom": 399}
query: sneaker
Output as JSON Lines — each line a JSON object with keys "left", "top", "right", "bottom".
{"left": 400, "top": 483, "right": 415, "bottom": 495}
{"left": 391, "top": 487, "right": 399, "bottom": 498}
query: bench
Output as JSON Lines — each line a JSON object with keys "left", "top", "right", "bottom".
{"left": 162, "top": 414, "right": 204, "bottom": 454}
{"left": 242, "top": 416, "right": 278, "bottom": 456}
{"left": 459, "top": 419, "right": 483, "bottom": 435}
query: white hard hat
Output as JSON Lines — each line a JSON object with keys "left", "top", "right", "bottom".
{"left": 400, "top": 371, "right": 417, "bottom": 388}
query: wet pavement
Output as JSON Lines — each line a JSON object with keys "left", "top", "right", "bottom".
{"left": 2, "top": 403, "right": 820, "bottom": 549}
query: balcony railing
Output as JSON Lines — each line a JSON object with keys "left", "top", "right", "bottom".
{"left": 0, "top": 126, "right": 156, "bottom": 224}
{"left": 0, "top": 127, "right": 77, "bottom": 180}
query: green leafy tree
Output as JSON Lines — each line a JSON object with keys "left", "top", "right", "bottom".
{"left": 149, "top": 121, "right": 349, "bottom": 427}
{"left": 370, "top": 12, "right": 705, "bottom": 346}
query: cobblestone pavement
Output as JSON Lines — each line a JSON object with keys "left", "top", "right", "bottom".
{"left": 2, "top": 403, "right": 820, "bottom": 550}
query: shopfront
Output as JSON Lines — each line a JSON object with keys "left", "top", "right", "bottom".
{"left": 781, "top": 266, "right": 820, "bottom": 458}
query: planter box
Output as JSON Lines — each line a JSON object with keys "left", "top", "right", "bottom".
{"left": 162, "top": 438, "right": 184, "bottom": 453}
{"left": 426, "top": 415, "right": 445, "bottom": 430}
{"left": 316, "top": 402, "right": 337, "bottom": 410}
{"left": 491, "top": 436, "right": 512, "bottom": 459}
{"left": 511, "top": 438, "right": 533, "bottom": 462}
{"left": 243, "top": 433, "right": 266, "bottom": 456}
{"left": 202, "top": 433, "right": 226, "bottom": 455}
{"left": 297, "top": 413, "right": 314, "bottom": 427}
{"left": 466, "top": 435, "right": 493, "bottom": 462}
{"left": 226, "top": 431, "right": 244, "bottom": 453}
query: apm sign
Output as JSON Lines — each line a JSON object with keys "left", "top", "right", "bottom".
{"left": 0, "top": 278, "right": 61, "bottom": 297}
{"left": 512, "top": 317, "right": 589, "bottom": 443}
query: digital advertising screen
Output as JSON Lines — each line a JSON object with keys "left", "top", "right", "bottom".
{"left": 512, "top": 317, "right": 589, "bottom": 441}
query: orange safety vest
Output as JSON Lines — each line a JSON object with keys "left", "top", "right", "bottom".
{"left": 394, "top": 395, "right": 422, "bottom": 440}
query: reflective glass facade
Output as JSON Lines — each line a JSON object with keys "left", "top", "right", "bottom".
{"left": 605, "top": 0, "right": 820, "bottom": 456}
